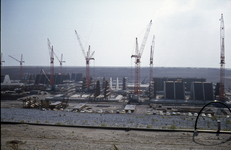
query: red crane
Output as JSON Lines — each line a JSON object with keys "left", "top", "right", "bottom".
{"left": 9, "top": 54, "right": 25, "bottom": 79}
{"left": 75, "top": 30, "right": 95, "bottom": 89}
{"left": 131, "top": 20, "right": 152, "bottom": 97}
{"left": 54, "top": 53, "right": 65, "bottom": 75}
{"left": 47, "top": 38, "right": 54, "bottom": 86}
{"left": 219, "top": 14, "right": 225, "bottom": 101}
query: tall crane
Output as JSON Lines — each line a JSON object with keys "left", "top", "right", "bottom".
{"left": 149, "top": 35, "right": 155, "bottom": 100}
{"left": 219, "top": 14, "right": 225, "bottom": 101}
{"left": 54, "top": 53, "right": 65, "bottom": 75}
{"left": 9, "top": 54, "right": 25, "bottom": 79}
{"left": 131, "top": 20, "right": 152, "bottom": 97}
{"left": 75, "top": 30, "right": 95, "bottom": 89}
{"left": 47, "top": 38, "right": 54, "bottom": 86}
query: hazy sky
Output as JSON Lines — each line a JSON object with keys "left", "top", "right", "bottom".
{"left": 1, "top": 0, "right": 231, "bottom": 68}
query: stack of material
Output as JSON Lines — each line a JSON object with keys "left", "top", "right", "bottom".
{"left": 22, "top": 97, "right": 40, "bottom": 108}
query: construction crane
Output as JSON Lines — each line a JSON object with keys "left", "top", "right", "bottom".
{"left": 47, "top": 38, "right": 54, "bottom": 86}
{"left": 8, "top": 54, "right": 25, "bottom": 79}
{"left": 75, "top": 30, "right": 95, "bottom": 89}
{"left": 54, "top": 53, "right": 65, "bottom": 75}
{"left": 219, "top": 14, "right": 225, "bottom": 101}
{"left": 131, "top": 20, "right": 152, "bottom": 97}
{"left": 149, "top": 35, "right": 155, "bottom": 100}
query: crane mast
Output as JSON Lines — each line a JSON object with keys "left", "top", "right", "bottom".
{"left": 8, "top": 54, "right": 25, "bottom": 79}
{"left": 47, "top": 38, "right": 54, "bottom": 86}
{"left": 131, "top": 20, "right": 152, "bottom": 97}
{"left": 150, "top": 35, "right": 155, "bottom": 85}
{"left": 149, "top": 35, "right": 155, "bottom": 100}
{"left": 219, "top": 14, "right": 225, "bottom": 101}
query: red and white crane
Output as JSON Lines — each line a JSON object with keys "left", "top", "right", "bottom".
{"left": 131, "top": 20, "right": 152, "bottom": 97}
{"left": 8, "top": 54, "right": 25, "bottom": 79}
{"left": 75, "top": 30, "right": 95, "bottom": 89}
{"left": 47, "top": 38, "right": 54, "bottom": 86}
{"left": 54, "top": 53, "right": 65, "bottom": 75}
{"left": 219, "top": 14, "right": 225, "bottom": 101}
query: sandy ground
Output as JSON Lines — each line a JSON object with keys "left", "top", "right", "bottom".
{"left": 1, "top": 123, "right": 231, "bottom": 150}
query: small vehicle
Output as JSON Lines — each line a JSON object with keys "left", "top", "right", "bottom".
{"left": 166, "top": 112, "right": 170, "bottom": 116}
{"left": 98, "top": 109, "right": 103, "bottom": 113}
{"left": 116, "top": 110, "right": 120, "bottom": 114}
{"left": 171, "top": 112, "right": 176, "bottom": 115}
{"left": 147, "top": 111, "right": 151, "bottom": 115}
{"left": 160, "top": 111, "right": 164, "bottom": 115}
{"left": 194, "top": 113, "right": 198, "bottom": 117}
{"left": 127, "top": 110, "right": 131, "bottom": 114}
{"left": 207, "top": 114, "right": 212, "bottom": 118}
{"left": 201, "top": 113, "right": 206, "bottom": 117}
{"left": 188, "top": 112, "right": 192, "bottom": 116}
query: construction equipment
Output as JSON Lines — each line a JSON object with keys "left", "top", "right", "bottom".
{"left": 75, "top": 30, "right": 95, "bottom": 89}
{"left": 131, "top": 20, "right": 152, "bottom": 97}
{"left": 47, "top": 38, "right": 54, "bottom": 86}
{"left": 219, "top": 14, "right": 225, "bottom": 101}
{"left": 149, "top": 35, "right": 155, "bottom": 100}
{"left": 8, "top": 54, "right": 25, "bottom": 79}
{"left": 54, "top": 53, "right": 65, "bottom": 75}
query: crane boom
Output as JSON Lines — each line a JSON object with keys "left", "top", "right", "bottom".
{"left": 140, "top": 20, "right": 152, "bottom": 58}
{"left": 9, "top": 54, "right": 25, "bottom": 79}
{"left": 75, "top": 30, "right": 86, "bottom": 59}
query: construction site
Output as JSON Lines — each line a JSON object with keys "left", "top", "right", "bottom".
{"left": 1, "top": 15, "right": 231, "bottom": 149}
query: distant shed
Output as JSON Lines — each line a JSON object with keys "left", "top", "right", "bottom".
{"left": 124, "top": 105, "right": 136, "bottom": 111}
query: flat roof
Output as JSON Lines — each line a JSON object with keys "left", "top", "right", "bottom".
{"left": 70, "top": 94, "right": 81, "bottom": 98}
{"left": 124, "top": 105, "right": 136, "bottom": 110}
{"left": 50, "top": 101, "right": 62, "bottom": 106}
{"left": 73, "top": 103, "right": 86, "bottom": 109}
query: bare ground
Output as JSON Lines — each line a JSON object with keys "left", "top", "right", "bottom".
{"left": 1, "top": 123, "right": 231, "bottom": 150}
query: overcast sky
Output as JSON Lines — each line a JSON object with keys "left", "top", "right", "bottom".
{"left": 1, "top": 0, "right": 231, "bottom": 68}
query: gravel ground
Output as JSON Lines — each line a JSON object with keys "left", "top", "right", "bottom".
{"left": 1, "top": 108, "right": 230, "bottom": 130}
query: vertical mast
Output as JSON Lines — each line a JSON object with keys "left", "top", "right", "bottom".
{"left": 219, "top": 14, "right": 225, "bottom": 101}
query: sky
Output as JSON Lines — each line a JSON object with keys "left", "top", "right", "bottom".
{"left": 1, "top": 0, "right": 231, "bottom": 68}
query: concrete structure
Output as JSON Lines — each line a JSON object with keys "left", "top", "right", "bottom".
{"left": 190, "top": 82, "right": 214, "bottom": 100}
{"left": 164, "top": 81, "right": 185, "bottom": 100}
